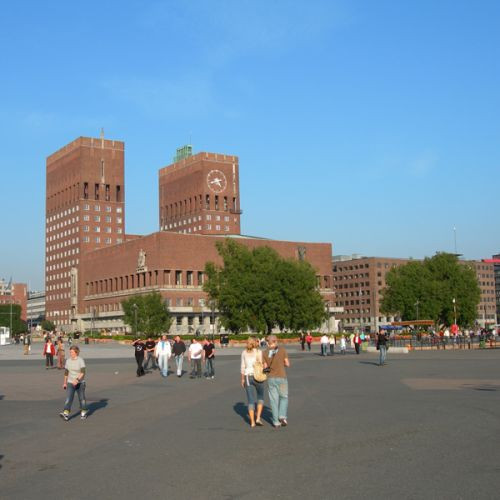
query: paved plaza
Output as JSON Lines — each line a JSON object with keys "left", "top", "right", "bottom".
{"left": 1, "top": 343, "right": 500, "bottom": 499}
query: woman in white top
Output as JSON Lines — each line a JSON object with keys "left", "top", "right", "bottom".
{"left": 240, "top": 337, "right": 265, "bottom": 427}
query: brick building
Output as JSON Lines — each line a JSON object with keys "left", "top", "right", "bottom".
{"left": 45, "top": 135, "right": 334, "bottom": 333}
{"left": 332, "top": 255, "right": 410, "bottom": 332}
{"left": 486, "top": 255, "right": 500, "bottom": 321}
{"left": 0, "top": 280, "right": 28, "bottom": 322}
{"left": 45, "top": 135, "right": 125, "bottom": 329}
{"left": 159, "top": 150, "right": 241, "bottom": 235}
{"left": 76, "top": 231, "right": 334, "bottom": 333}
{"left": 332, "top": 255, "right": 498, "bottom": 331}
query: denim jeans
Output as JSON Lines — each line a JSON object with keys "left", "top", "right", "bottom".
{"left": 205, "top": 357, "right": 215, "bottom": 377}
{"left": 191, "top": 358, "right": 202, "bottom": 378}
{"left": 144, "top": 351, "right": 158, "bottom": 370}
{"left": 329, "top": 344, "right": 334, "bottom": 355}
{"left": 321, "top": 344, "right": 328, "bottom": 356}
{"left": 268, "top": 377, "right": 288, "bottom": 425}
{"left": 244, "top": 375, "right": 265, "bottom": 411}
{"left": 379, "top": 345, "right": 387, "bottom": 365}
{"left": 64, "top": 382, "right": 87, "bottom": 412}
{"left": 175, "top": 354, "right": 184, "bottom": 375}
{"left": 157, "top": 355, "right": 169, "bottom": 377}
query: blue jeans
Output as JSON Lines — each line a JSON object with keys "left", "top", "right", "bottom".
{"left": 175, "top": 354, "right": 183, "bottom": 375}
{"left": 379, "top": 345, "right": 387, "bottom": 365}
{"left": 321, "top": 344, "right": 328, "bottom": 356}
{"left": 64, "top": 382, "right": 87, "bottom": 412}
{"left": 158, "top": 355, "right": 169, "bottom": 377}
{"left": 244, "top": 375, "right": 265, "bottom": 411}
{"left": 268, "top": 377, "right": 288, "bottom": 425}
{"left": 205, "top": 357, "right": 215, "bottom": 377}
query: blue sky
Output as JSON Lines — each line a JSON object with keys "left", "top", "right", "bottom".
{"left": 1, "top": 0, "right": 499, "bottom": 290}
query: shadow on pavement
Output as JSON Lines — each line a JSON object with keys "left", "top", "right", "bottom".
{"left": 0, "top": 454, "right": 3, "bottom": 469}
{"left": 87, "top": 398, "right": 109, "bottom": 416}
{"left": 358, "top": 361, "right": 380, "bottom": 366}
{"left": 233, "top": 402, "right": 274, "bottom": 425}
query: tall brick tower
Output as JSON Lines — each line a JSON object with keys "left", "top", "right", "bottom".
{"left": 158, "top": 147, "right": 242, "bottom": 235}
{"left": 45, "top": 135, "right": 125, "bottom": 330}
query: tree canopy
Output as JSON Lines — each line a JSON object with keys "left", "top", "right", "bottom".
{"left": 203, "top": 239, "right": 326, "bottom": 334}
{"left": 121, "top": 292, "right": 172, "bottom": 336}
{"left": 0, "top": 304, "right": 27, "bottom": 335}
{"left": 380, "top": 253, "right": 480, "bottom": 327}
{"left": 41, "top": 319, "right": 56, "bottom": 332}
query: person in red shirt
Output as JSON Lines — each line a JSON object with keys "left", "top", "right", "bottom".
{"left": 354, "top": 333, "right": 362, "bottom": 355}
{"left": 43, "top": 338, "right": 56, "bottom": 369}
{"left": 305, "top": 332, "right": 313, "bottom": 351}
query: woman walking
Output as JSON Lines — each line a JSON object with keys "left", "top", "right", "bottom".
{"left": 56, "top": 339, "right": 66, "bottom": 369}
{"left": 43, "top": 338, "right": 56, "bottom": 369}
{"left": 240, "top": 337, "right": 265, "bottom": 428}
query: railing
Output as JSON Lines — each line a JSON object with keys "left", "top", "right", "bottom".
{"left": 368, "top": 335, "right": 498, "bottom": 350}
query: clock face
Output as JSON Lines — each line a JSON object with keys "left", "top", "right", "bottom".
{"left": 207, "top": 170, "right": 227, "bottom": 193}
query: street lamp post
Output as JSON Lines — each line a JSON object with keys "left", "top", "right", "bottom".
{"left": 415, "top": 299, "right": 420, "bottom": 322}
{"left": 324, "top": 301, "right": 330, "bottom": 333}
{"left": 210, "top": 300, "right": 215, "bottom": 341}
{"left": 132, "top": 303, "right": 138, "bottom": 336}
{"left": 452, "top": 298, "right": 457, "bottom": 327}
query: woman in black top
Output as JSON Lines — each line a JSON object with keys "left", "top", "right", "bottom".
{"left": 132, "top": 338, "right": 146, "bottom": 377}
{"left": 377, "top": 330, "right": 388, "bottom": 366}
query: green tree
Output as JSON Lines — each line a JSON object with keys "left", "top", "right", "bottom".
{"left": 41, "top": 319, "right": 56, "bottom": 332}
{"left": 121, "top": 292, "right": 172, "bottom": 336}
{"left": 0, "top": 304, "right": 27, "bottom": 335}
{"left": 204, "top": 240, "right": 326, "bottom": 334}
{"left": 380, "top": 253, "right": 480, "bottom": 327}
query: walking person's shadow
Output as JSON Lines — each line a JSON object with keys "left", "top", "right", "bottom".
{"left": 233, "top": 402, "right": 273, "bottom": 425}
{"left": 87, "top": 398, "right": 109, "bottom": 416}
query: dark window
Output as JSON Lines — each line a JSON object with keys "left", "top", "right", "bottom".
{"left": 83, "top": 182, "right": 88, "bottom": 199}
{"left": 95, "top": 184, "right": 99, "bottom": 200}
{"left": 105, "top": 184, "right": 110, "bottom": 201}
{"left": 116, "top": 185, "right": 121, "bottom": 202}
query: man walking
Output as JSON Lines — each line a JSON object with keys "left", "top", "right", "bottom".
{"left": 155, "top": 335, "right": 171, "bottom": 377}
{"left": 143, "top": 336, "right": 158, "bottom": 371}
{"left": 188, "top": 338, "right": 203, "bottom": 379}
{"left": 132, "top": 338, "right": 146, "bottom": 377}
{"left": 377, "top": 329, "right": 388, "bottom": 366}
{"left": 354, "top": 333, "right": 362, "bottom": 355}
{"left": 23, "top": 332, "right": 31, "bottom": 355}
{"left": 320, "top": 333, "right": 329, "bottom": 356}
{"left": 203, "top": 338, "right": 215, "bottom": 379}
{"left": 172, "top": 335, "right": 186, "bottom": 377}
{"left": 263, "top": 335, "right": 290, "bottom": 428}
{"left": 60, "top": 345, "right": 88, "bottom": 421}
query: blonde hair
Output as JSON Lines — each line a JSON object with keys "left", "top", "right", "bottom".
{"left": 246, "top": 337, "right": 257, "bottom": 351}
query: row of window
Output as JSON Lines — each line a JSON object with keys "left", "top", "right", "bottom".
{"left": 47, "top": 205, "right": 79, "bottom": 224}
{"left": 86, "top": 270, "right": 205, "bottom": 296}
{"left": 82, "top": 204, "right": 122, "bottom": 214}
{"left": 82, "top": 237, "right": 121, "bottom": 244}
{"left": 47, "top": 216, "right": 79, "bottom": 233}
{"left": 82, "top": 226, "right": 122, "bottom": 234}
{"left": 160, "top": 195, "right": 237, "bottom": 221}
{"left": 47, "top": 243, "right": 80, "bottom": 256}
{"left": 82, "top": 182, "right": 121, "bottom": 202}
{"left": 47, "top": 225, "right": 79, "bottom": 241}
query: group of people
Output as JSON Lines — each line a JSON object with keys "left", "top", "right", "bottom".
{"left": 42, "top": 337, "right": 66, "bottom": 369}
{"left": 132, "top": 335, "right": 216, "bottom": 379}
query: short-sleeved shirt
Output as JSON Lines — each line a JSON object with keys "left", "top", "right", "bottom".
{"left": 145, "top": 340, "right": 156, "bottom": 351}
{"left": 133, "top": 341, "right": 145, "bottom": 355}
{"left": 189, "top": 343, "right": 203, "bottom": 359}
{"left": 65, "top": 356, "right": 86, "bottom": 384}
{"left": 263, "top": 347, "right": 288, "bottom": 379}
{"left": 203, "top": 343, "right": 215, "bottom": 358}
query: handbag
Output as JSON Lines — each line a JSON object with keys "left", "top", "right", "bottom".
{"left": 253, "top": 350, "right": 268, "bottom": 383}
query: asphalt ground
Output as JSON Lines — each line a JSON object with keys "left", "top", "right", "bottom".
{"left": 1, "top": 346, "right": 500, "bottom": 499}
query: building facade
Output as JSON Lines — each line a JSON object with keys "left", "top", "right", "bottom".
{"left": 332, "top": 255, "right": 410, "bottom": 332}
{"left": 332, "top": 255, "right": 498, "bottom": 331}
{"left": 75, "top": 232, "right": 334, "bottom": 333}
{"left": 487, "top": 255, "right": 500, "bottom": 321}
{"left": 45, "top": 135, "right": 125, "bottom": 329}
{"left": 0, "top": 280, "right": 28, "bottom": 322}
{"left": 46, "top": 136, "right": 334, "bottom": 333}
{"left": 27, "top": 291, "right": 46, "bottom": 327}
{"left": 159, "top": 151, "right": 242, "bottom": 236}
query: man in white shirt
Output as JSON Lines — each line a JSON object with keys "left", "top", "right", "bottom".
{"left": 188, "top": 338, "right": 203, "bottom": 379}
{"left": 155, "top": 335, "right": 172, "bottom": 378}
{"left": 320, "top": 334, "right": 329, "bottom": 356}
